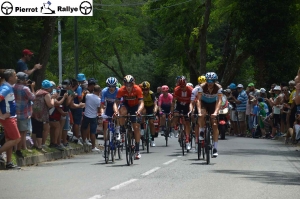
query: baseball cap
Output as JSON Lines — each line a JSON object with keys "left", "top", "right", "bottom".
{"left": 16, "top": 72, "right": 28, "bottom": 81}
{"left": 273, "top": 85, "right": 281, "bottom": 91}
{"left": 76, "top": 73, "right": 86, "bottom": 82}
{"left": 62, "top": 79, "right": 71, "bottom": 85}
{"left": 248, "top": 83, "right": 254, "bottom": 87}
{"left": 260, "top": 88, "right": 266, "bottom": 93}
{"left": 237, "top": 84, "right": 243, "bottom": 88}
{"left": 229, "top": 83, "right": 236, "bottom": 89}
{"left": 23, "top": 49, "right": 34, "bottom": 56}
{"left": 88, "top": 78, "right": 98, "bottom": 85}
{"left": 42, "top": 80, "right": 53, "bottom": 89}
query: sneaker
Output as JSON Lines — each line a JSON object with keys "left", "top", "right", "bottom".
{"left": 37, "top": 147, "right": 47, "bottom": 153}
{"left": 199, "top": 131, "right": 205, "bottom": 141}
{"left": 16, "top": 150, "right": 24, "bottom": 159}
{"left": 135, "top": 152, "right": 141, "bottom": 160}
{"left": 169, "top": 132, "right": 173, "bottom": 138}
{"left": 85, "top": 139, "right": 92, "bottom": 146}
{"left": 186, "top": 143, "right": 191, "bottom": 150}
{"left": 92, "top": 147, "right": 100, "bottom": 153}
{"left": 0, "top": 154, "right": 5, "bottom": 163}
{"left": 55, "top": 144, "right": 65, "bottom": 151}
{"left": 282, "top": 133, "right": 287, "bottom": 137}
{"left": 6, "top": 162, "right": 20, "bottom": 170}
{"left": 150, "top": 141, "right": 156, "bottom": 147}
{"left": 213, "top": 148, "right": 218, "bottom": 157}
{"left": 77, "top": 139, "right": 83, "bottom": 146}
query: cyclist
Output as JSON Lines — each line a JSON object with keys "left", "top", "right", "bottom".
{"left": 189, "top": 75, "right": 206, "bottom": 149}
{"left": 113, "top": 75, "right": 144, "bottom": 160}
{"left": 101, "top": 77, "right": 120, "bottom": 155}
{"left": 139, "top": 81, "right": 158, "bottom": 147}
{"left": 171, "top": 76, "right": 193, "bottom": 150}
{"left": 198, "top": 72, "right": 223, "bottom": 157}
{"left": 158, "top": 85, "right": 173, "bottom": 137}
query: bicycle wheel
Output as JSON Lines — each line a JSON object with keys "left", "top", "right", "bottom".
{"left": 130, "top": 132, "right": 134, "bottom": 164}
{"left": 118, "top": 141, "right": 123, "bottom": 160}
{"left": 197, "top": 142, "right": 201, "bottom": 160}
{"left": 205, "top": 127, "right": 211, "bottom": 165}
{"left": 141, "top": 135, "right": 145, "bottom": 151}
{"left": 111, "top": 146, "right": 115, "bottom": 163}
{"left": 145, "top": 124, "right": 150, "bottom": 153}
{"left": 104, "top": 135, "right": 109, "bottom": 164}
{"left": 202, "top": 140, "right": 205, "bottom": 160}
{"left": 181, "top": 129, "right": 185, "bottom": 156}
{"left": 125, "top": 130, "right": 130, "bottom": 166}
{"left": 165, "top": 127, "right": 169, "bottom": 147}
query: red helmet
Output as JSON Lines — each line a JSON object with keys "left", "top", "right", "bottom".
{"left": 178, "top": 76, "right": 187, "bottom": 87}
{"left": 162, "top": 85, "right": 169, "bottom": 92}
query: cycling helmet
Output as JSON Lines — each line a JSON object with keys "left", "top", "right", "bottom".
{"left": 124, "top": 75, "right": 134, "bottom": 83}
{"left": 198, "top": 75, "right": 206, "bottom": 84}
{"left": 178, "top": 76, "right": 187, "bottom": 87}
{"left": 205, "top": 72, "right": 218, "bottom": 81}
{"left": 140, "top": 81, "right": 150, "bottom": 89}
{"left": 106, "top": 77, "right": 118, "bottom": 86}
{"left": 187, "top": 83, "right": 193, "bottom": 88}
{"left": 162, "top": 85, "right": 169, "bottom": 92}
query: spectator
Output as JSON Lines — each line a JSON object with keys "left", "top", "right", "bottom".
{"left": 231, "top": 84, "right": 248, "bottom": 136}
{"left": 287, "top": 80, "right": 296, "bottom": 129}
{"left": 281, "top": 86, "right": 290, "bottom": 135}
{"left": 16, "top": 49, "right": 42, "bottom": 75}
{"left": 227, "top": 83, "right": 238, "bottom": 135}
{"left": 81, "top": 85, "right": 101, "bottom": 152}
{"left": 247, "top": 83, "right": 259, "bottom": 132}
{"left": 31, "top": 80, "right": 56, "bottom": 153}
{"left": 268, "top": 85, "right": 283, "bottom": 139}
{"left": 259, "top": 88, "right": 267, "bottom": 99}
{"left": 257, "top": 97, "right": 269, "bottom": 137}
{"left": 0, "top": 69, "right": 21, "bottom": 169}
{"left": 13, "top": 72, "right": 35, "bottom": 158}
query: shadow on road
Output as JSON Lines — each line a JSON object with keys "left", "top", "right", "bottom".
{"left": 212, "top": 170, "right": 300, "bottom": 185}
{"left": 221, "top": 148, "right": 300, "bottom": 158}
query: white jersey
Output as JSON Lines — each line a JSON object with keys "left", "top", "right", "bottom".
{"left": 190, "top": 85, "right": 201, "bottom": 101}
{"left": 84, "top": 94, "right": 101, "bottom": 118}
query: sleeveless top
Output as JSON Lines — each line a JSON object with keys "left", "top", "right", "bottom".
{"left": 32, "top": 89, "right": 50, "bottom": 122}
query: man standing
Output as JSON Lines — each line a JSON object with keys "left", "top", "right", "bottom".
{"left": 16, "top": 49, "right": 42, "bottom": 75}
{"left": 0, "top": 69, "right": 21, "bottom": 169}
{"left": 13, "top": 72, "right": 36, "bottom": 158}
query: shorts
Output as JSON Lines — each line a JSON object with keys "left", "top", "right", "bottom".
{"left": 0, "top": 117, "right": 20, "bottom": 140}
{"left": 201, "top": 101, "right": 216, "bottom": 115}
{"left": 280, "top": 113, "right": 287, "bottom": 124}
{"left": 105, "top": 105, "right": 114, "bottom": 122}
{"left": 17, "top": 118, "right": 30, "bottom": 132}
{"left": 71, "top": 108, "right": 83, "bottom": 125}
{"left": 230, "top": 111, "right": 246, "bottom": 121}
{"left": 81, "top": 115, "right": 97, "bottom": 134}
{"left": 174, "top": 102, "right": 189, "bottom": 120}
{"left": 273, "top": 114, "right": 280, "bottom": 127}
{"left": 31, "top": 117, "right": 43, "bottom": 139}
{"left": 63, "top": 113, "right": 70, "bottom": 131}
{"left": 145, "top": 105, "right": 155, "bottom": 119}
{"left": 120, "top": 103, "right": 139, "bottom": 123}
{"left": 161, "top": 104, "right": 171, "bottom": 114}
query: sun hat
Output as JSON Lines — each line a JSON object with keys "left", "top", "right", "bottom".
{"left": 260, "top": 88, "right": 266, "bottom": 93}
{"left": 229, "top": 83, "right": 236, "bottom": 89}
{"left": 273, "top": 85, "right": 281, "bottom": 91}
{"left": 248, "top": 83, "right": 254, "bottom": 87}
{"left": 237, "top": 84, "right": 243, "bottom": 88}
{"left": 42, "top": 80, "right": 53, "bottom": 89}
{"left": 76, "top": 73, "right": 86, "bottom": 82}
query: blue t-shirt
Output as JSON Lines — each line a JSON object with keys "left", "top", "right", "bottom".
{"left": 236, "top": 90, "right": 248, "bottom": 112}
{"left": 0, "top": 82, "right": 16, "bottom": 117}
{"left": 253, "top": 105, "right": 259, "bottom": 116}
{"left": 101, "top": 87, "right": 119, "bottom": 107}
{"left": 73, "top": 86, "right": 82, "bottom": 104}
{"left": 16, "top": 59, "right": 28, "bottom": 73}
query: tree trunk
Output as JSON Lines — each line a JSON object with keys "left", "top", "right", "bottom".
{"left": 254, "top": 57, "right": 266, "bottom": 88}
{"left": 199, "top": 0, "right": 211, "bottom": 75}
{"left": 33, "top": 17, "right": 57, "bottom": 89}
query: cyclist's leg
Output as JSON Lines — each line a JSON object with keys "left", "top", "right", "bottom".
{"left": 119, "top": 104, "right": 128, "bottom": 133}
{"left": 161, "top": 104, "right": 171, "bottom": 135}
{"left": 199, "top": 101, "right": 208, "bottom": 140}
{"left": 129, "top": 104, "right": 141, "bottom": 159}
{"left": 146, "top": 106, "right": 156, "bottom": 146}
{"left": 208, "top": 102, "right": 219, "bottom": 157}
{"left": 140, "top": 108, "right": 146, "bottom": 136}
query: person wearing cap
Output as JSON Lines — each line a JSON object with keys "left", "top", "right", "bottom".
{"left": 229, "top": 84, "right": 248, "bottom": 136}
{"left": 31, "top": 80, "right": 57, "bottom": 153}
{"left": 227, "top": 83, "right": 238, "bottom": 135}
{"left": 13, "top": 72, "right": 36, "bottom": 158}
{"left": 0, "top": 69, "right": 21, "bottom": 169}
{"left": 247, "top": 83, "right": 259, "bottom": 132}
{"left": 16, "top": 49, "right": 42, "bottom": 75}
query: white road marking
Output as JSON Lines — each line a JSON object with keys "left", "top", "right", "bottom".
{"left": 163, "top": 159, "right": 177, "bottom": 165}
{"left": 88, "top": 195, "right": 105, "bottom": 199}
{"left": 177, "top": 156, "right": 182, "bottom": 158}
{"left": 110, "top": 179, "right": 138, "bottom": 190}
{"left": 141, "top": 167, "right": 160, "bottom": 176}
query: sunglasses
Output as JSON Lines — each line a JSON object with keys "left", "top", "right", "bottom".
{"left": 108, "top": 86, "right": 116, "bottom": 88}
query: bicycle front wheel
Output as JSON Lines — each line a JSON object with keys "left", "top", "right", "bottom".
{"left": 180, "top": 129, "right": 185, "bottom": 156}
{"left": 205, "top": 127, "right": 211, "bottom": 165}
{"left": 118, "top": 141, "right": 123, "bottom": 160}
{"left": 145, "top": 124, "right": 150, "bottom": 153}
{"left": 165, "top": 127, "right": 169, "bottom": 147}
{"left": 125, "top": 130, "right": 130, "bottom": 166}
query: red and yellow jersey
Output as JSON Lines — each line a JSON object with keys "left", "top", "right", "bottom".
{"left": 173, "top": 86, "right": 193, "bottom": 105}
{"left": 116, "top": 85, "right": 143, "bottom": 107}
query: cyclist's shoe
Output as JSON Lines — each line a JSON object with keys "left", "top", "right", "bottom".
{"left": 186, "top": 143, "right": 191, "bottom": 150}
{"left": 116, "top": 132, "right": 121, "bottom": 141}
{"left": 185, "top": 135, "right": 190, "bottom": 143}
{"left": 212, "top": 148, "right": 218, "bottom": 157}
{"left": 150, "top": 141, "right": 156, "bottom": 147}
{"left": 135, "top": 152, "right": 141, "bottom": 160}
{"left": 174, "top": 130, "right": 179, "bottom": 138}
{"left": 169, "top": 132, "right": 173, "bottom": 138}
{"left": 161, "top": 131, "right": 165, "bottom": 136}
{"left": 140, "top": 129, "right": 145, "bottom": 136}
{"left": 199, "top": 131, "right": 205, "bottom": 141}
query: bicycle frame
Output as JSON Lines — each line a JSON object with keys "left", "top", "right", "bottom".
{"left": 141, "top": 114, "right": 154, "bottom": 153}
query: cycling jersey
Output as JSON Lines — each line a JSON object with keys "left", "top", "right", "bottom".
{"left": 116, "top": 85, "right": 143, "bottom": 107}
{"left": 191, "top": 85, "right": 201, "bottom": 101}
{"left": 101, "top": 87, "right": 119, "bottom": 106}
{"left": 198, "top": 83, "right": 222, "bottom": 103}
{"left": 158, "top": 93, "right": 173, "bottom": 106}
{"left": 173, "top": 86, "right": 193, "bottom": 106}
{"left": 143, "top": 90, "right": 155, "bottom": 107}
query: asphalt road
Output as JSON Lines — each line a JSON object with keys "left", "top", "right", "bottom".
{"left": 0, "top": 135, "right": 300, "bottom": 199}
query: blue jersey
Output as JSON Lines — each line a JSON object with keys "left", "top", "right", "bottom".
{"left": 101, "top": 87, "right": 119, "bottom": 107}
{"left": 0, "top": 82, "right": 16, "bottom": 117}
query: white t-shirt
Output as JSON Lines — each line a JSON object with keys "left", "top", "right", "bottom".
{"left": 84, "top": 94, "right": 101, "bottom": 118}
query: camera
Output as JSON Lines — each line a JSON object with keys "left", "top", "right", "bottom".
{"left": 27, "top": 80, "right": 33, "bottom": 84}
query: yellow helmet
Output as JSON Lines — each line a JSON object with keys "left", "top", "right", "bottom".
{"left": 198, "top": 75, "right": 206, "bottom": 84}
{"left": 140, "top": 81, "right": 150, "bottom": 89}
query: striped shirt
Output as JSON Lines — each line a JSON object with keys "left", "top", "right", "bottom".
{"left": 236, "top": 90, "right": 248, "bottom": 112}
{"left": 13, "top": 83, "right": 35, "bottom": 120}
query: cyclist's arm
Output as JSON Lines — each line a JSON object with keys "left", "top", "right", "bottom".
{"left": 100, "top": 103, "right": 105, "bottom": 115}
{"left": 214, "top": 94, "right": 223, "bottom": 115}
{"left": 137, "top": 99, "right": 144, "bottom": 114}
{"left": 113, "top": 98, "right": 120, "bottom": 114}
{"left": 171, "top": 97, "right": 176, "bottom": 113}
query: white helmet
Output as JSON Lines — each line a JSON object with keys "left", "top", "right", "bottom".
{"left": 186, "top": 83, "right": 193, "bottom": 88}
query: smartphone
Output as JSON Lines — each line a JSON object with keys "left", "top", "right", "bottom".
{"left": 60, "top": 89, "right": 67, "bottom": 97}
